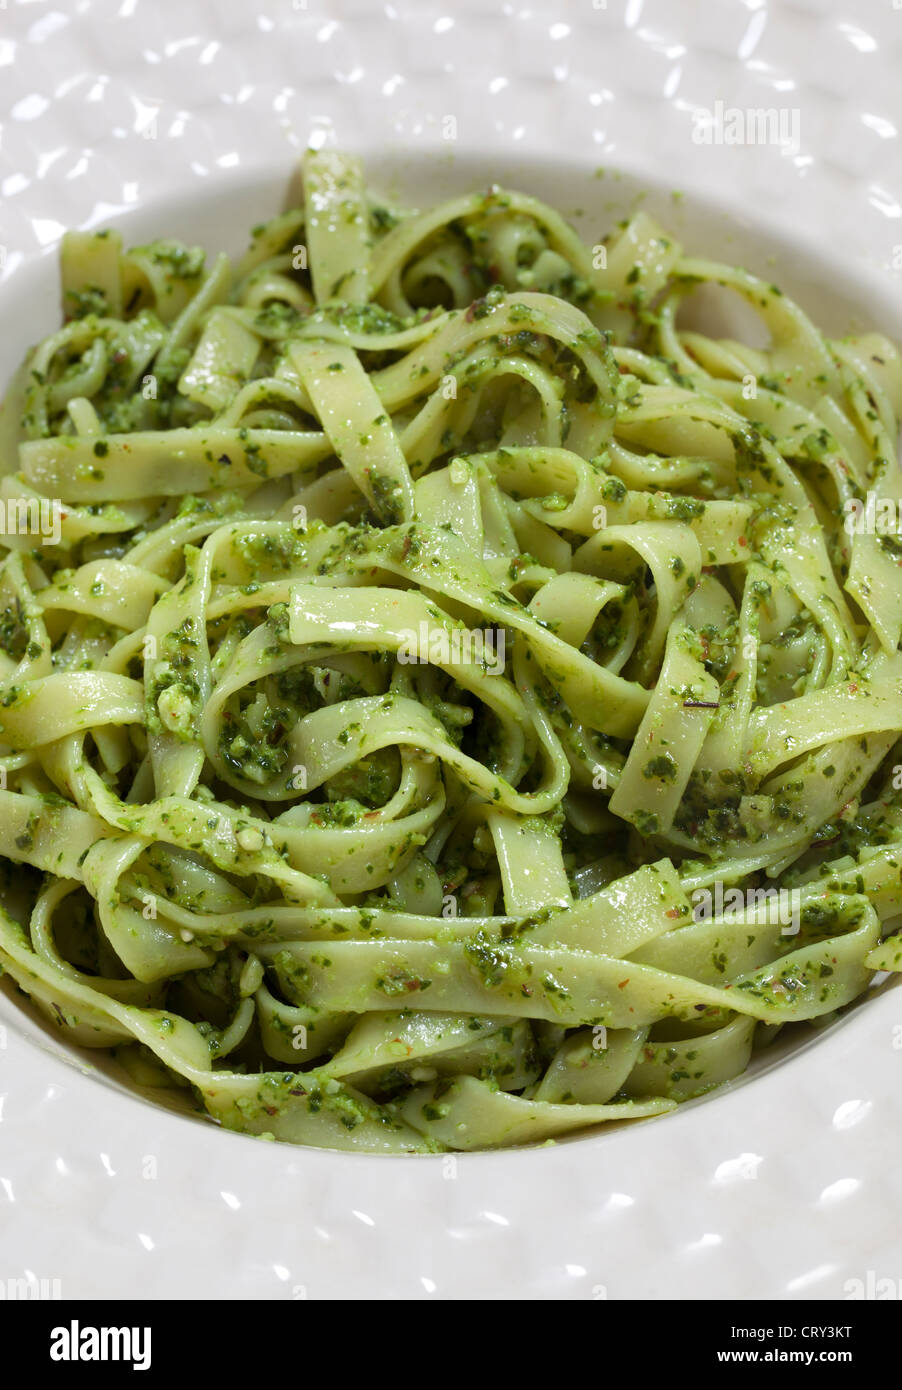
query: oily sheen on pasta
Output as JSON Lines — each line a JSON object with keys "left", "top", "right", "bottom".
{"left": 0, "top": 151, "right": 901, "bottom": 1153}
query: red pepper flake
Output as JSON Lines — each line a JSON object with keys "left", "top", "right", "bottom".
{"left": 738, "top": 535, "right": 747, "bottom": 547}
{"left": 665, "top": 908, "right": 682, "bottom": 919}
{"left": 617, "top": 979, "right": 630, "bottom": 989}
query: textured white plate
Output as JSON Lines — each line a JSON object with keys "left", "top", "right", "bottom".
{"left": 2, "top": 0, "right": 902, "bottom": 1301}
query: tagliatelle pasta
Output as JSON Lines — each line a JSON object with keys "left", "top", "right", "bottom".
{"left": 0, "top": 150, "right": 901, "bottom": 1153}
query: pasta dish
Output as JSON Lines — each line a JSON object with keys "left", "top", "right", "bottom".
{"left": 0, "top": 151, "right": 900, "bottom": 1152}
